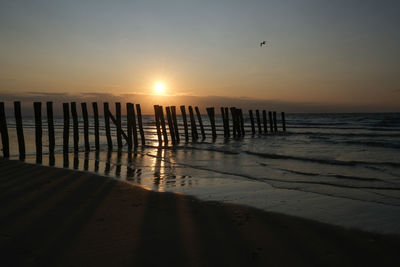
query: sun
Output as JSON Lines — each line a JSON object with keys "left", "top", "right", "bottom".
{"left": 154, "top": 82, "right": 166, "bottom": 95}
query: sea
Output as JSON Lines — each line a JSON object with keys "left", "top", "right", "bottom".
{"left": 3, "top": 112, "right": 400, "bottom": 234}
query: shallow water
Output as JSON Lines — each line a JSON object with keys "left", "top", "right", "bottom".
{"left": 5, "top": 112, "right": 400, "bottom": 234}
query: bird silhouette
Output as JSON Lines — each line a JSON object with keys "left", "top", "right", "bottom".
{"left": 260, "top": 41, "right": 267, "bottom": 47}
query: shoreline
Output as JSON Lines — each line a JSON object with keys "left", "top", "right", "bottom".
{"left": 1, "top": 158, "right": 400, "bottom": 266}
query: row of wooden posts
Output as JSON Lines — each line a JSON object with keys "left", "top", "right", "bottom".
{"left": 0, "top": 101, "right": 286, "bottom": 159}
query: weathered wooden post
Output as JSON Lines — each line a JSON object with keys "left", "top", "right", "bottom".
{"left": 256, "top": 109, "right": 262, "bottom": 134}
{"left": 220, "top": 107, "right": 227, "bottom": 138}
{"left": 224, "top": 107, "right": 230, "bottom": 137}
{"left": 166, "top": 106, "right": 176, "bottom": 144}
{"left": 230, "top": 107, "right": 237, "bottom": 137}
{"left": 158, "top": 106, "right": 168, "bottom": 144}
{"left": 136, "top": 104, "right": 145, "bottom": 146}
{"left": 92, "top": 102, "right": 100, "bottom": 151}
{"left": 268, "top": 111, "right": 274, "bottom": 132}
{"left": 63, "top": 103, "right": 70, "bottom": 154}
{"left": 262, "top": 110, "right": 268, "bottom": 134}
{"left": 81, "top": 102, "right": 90, "bottom": 151}
{"left": 46, "top": 102, "right": 55, "bottom": 155}
{"left": 115, "top": 103, "right": 123, "bottom": 149}
{"left": 188, "top": 106, "right": 198, "bottom": 140}
{"left": 14, "top": 101, "right": 25, "bottom": 159}
{"left": 71, "top": 102, "right": 79, "bottom": 152}
{"left": 206, "top": 107, "right": 217, "bottom": 139}
{"left": 239, "top": 109, "right": 245, "bottom": 136}
{"left": 180, "top": 105, "right": 189, "bottom": 142}
{"left": 154, "top": 105, "right": 162, "bottom": 145}
{"left": 195, "top": 106, "right": 206, "bottom": 139}
{"left": 249, "top": 110, "right": 255, "bottom": 135}
{"left": 273, "top": 111, "right": 278, "bottom": 132}
{"left": 131, "top": 103, "right": 138, "bottom": 148}
{"left": 126, "top": 103, "right": 133, "bottom": 150}
{"left": 34, "top": 102, "right": 42, "bottom": 163}
{"left": 0, "top": 102, "right": 9, "bottom": 158}
{"left": 104, "top": 102, "right": 113, "bottom": 150}
{"left": 281, "top": 112, "right": 286, "bottom": 132}
{"left": 171, "top": 106, "right": 180, "bottom": 142}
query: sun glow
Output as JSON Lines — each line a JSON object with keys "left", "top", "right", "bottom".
{"left": 154, "top": 82, "right": 166, "bottom": 95}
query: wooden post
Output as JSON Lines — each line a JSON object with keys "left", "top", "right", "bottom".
{"left": 104, "top": 102, "right": 113, "bottom": 150}
{"left": 115, "top": 102, "right": 123, "bottom": 149}
{"left": 195, "top": 106, "right": 206, "bottom": 139}
{"left": 230, "top": 107, "right": 237, "bottom": 137}
{"left": 171, "top": 106, "right": 180, "bottom": 142}
{"left": 0, "top": 102, "right": 9, "bottom": 158}
{"left": 239, "top": 109, "right": 245, "bottom": 136}
{"left": 256, "top": 109, "right": 262, "bottom": 134}
{"left": 220, "top": 107, "right": 227, "bottom": 138}
{"left": 92, "top": 102, "right": 100, "bottom": 151}
{"left": 34, "top": 102, "right": 42, "bottom": 163}
{"left": 180, "top": 105, "right": 189, "bottom": 142}
{"left": 131, "top": 103, "right": 138, "bottom": 147}
{"left": 14, "top": 101, "right": 25, "bottom": 159}
{"left": 154, "top": 105, "right": 162, "bottom": 145}
{"left": 158, "top": 106, "right": 168, "bottom": 144}
{"left": 268, "top": 111, "right": 274, "bottom": 132}
{"left": 206, "top": 107, "right": 217, "bottom": 139}
{"left": 224, "top": 107, "right": 230, "bottom": 137}
{"left": 46, "top": 102, "right": 55, "bottom": 155}
{"left": 81, "top": 102, "right": 90, "bottom": 151}
{"left": 126, "top": 103, "right": 133, "bottom": 150}
{"left": 136, "top": 104, "right": 145, "bottom": 146}
{"left": 166, "top": 106, "right": 176, "bottom": 144}
{"left": 249, "top": 110, "right": 255, "bottom": 135}
{"left": 262, "top": 110, "right": 268, "bottom": 134}
{"left": 63, "top": 103, "right": 70, "bottom": 154}
{"left": 281, "top": 112, "right": 286, "bottom": 132}
{"left": 273, "top": 111, "right": 278, "bottom": 132}
{"left": 71, "top": 102, "right": 79, "bottom": 152}
{"left": 188, "top": 106, "right": 198, "bottom": 140}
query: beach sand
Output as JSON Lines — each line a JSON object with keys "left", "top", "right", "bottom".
{"left": 1, "top": 158, "right": 399, "bottom": 267}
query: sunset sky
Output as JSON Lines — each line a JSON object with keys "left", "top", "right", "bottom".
{"left": 1, "top": 0, "right": 399, "bottom": 112}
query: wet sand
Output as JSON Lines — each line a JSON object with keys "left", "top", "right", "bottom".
{"left": 1, "top": 158, "right": 399, "bottom": 267}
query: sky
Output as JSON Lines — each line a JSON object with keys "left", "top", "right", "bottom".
{"left": 1, "top": 0, "right": 399, "bottom": 112}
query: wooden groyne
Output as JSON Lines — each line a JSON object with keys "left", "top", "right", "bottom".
{"left": 0, "top": 101, "right": 287, "bottom": 158}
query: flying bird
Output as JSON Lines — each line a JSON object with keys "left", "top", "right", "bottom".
{"left": 260, "top": 41, "right": 268, "bottom": 47}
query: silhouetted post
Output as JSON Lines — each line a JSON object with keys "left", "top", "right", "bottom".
{"left": 206, "top": 107, "right": 217, "bottom": 139}
{"left": 63, "top": 103, "right": 70, "bottom": 154}
{"left": 14, "top": 101, "right": 25, "bottom": 159}
{"left": 34, "top": 102, "right": 42, "bottom": 163}
{"left": 262, "top": 110, "right": 268, "bottom": 134}
{"left": 195, "top": 106, "right": 206, "bottom": 139}
{"left": 171, "top": 106, "right": 180, "bottom": 142}
{"left": 0, "top": 102, "right": 9, "bottom": 158}
{"left": 154, "top": 105, "right": 162, "bottom": 145}
{"left": 256, "top": 109, "right": 262, "bottom": 134}
{"left": 220, "top": 107, "right": 227, "bottom": 138}
{"left": 92, "top": 102, "right": 100, "bottom": 151}
{"left": 81, "top": 102, "right": 90, "bottom": 151}
{"left": 188, "top": 106, "right": 198, "bottom": 140}
{"left": 224, "top": 107, "right": 230, "bottom": 137}
{"left": 180, "top": 105, "right": 189, "bottom": 142}
{"left": 249, "top": 110, "right": 255, "bottom": 135}
{"left": 281, "top": 112, "right": 286, "bottom": 132}
{"left": 115, "top": 103, "right": 123, "bottom": 149}
{"left": 273, "top": 111, "right": 278, "bottom": 132}
{"left": 230, "top": 107, "right": 237, "bottom": 137}
{"left": 71, "top": 102, "right": 79, "bottom": 152}
{"left": 131, "top": 103, "right": 138, "bottom": 147}
{"left": 268, "top": 111, "right": 274, "bottom": 132}
{"left": 46, "top": 102, "right": 55, "bottom": 155}
{"left": 136, "top": 104, "right": 145, "bottom": 146}
{"left": 166, "top": 106, "right": 176, "bottom": 144}
{"left": 239, "top": 109, "right": 245, "bottom": 136}
{"left": 158, "top": 106, "right": 168, "bottom": 144}
{"left": 104, "top": 102, "right": 113, "bottom": 150}
{"left": 126, "top": 103, "right": 133, "bottom": 150}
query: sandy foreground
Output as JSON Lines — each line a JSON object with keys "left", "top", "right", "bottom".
{"left": 1, "top": 158, "right": 399, "bottom": 267}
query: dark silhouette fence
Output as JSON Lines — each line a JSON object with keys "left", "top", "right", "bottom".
{"left": 0, "top": 101, "right": 287, "bottom": 158}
